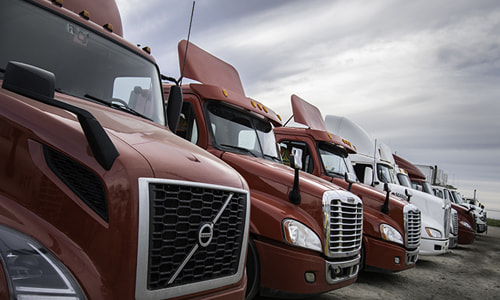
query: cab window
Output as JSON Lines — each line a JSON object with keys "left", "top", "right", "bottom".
{"left": 278, "top": 140, "right": 314, "bottom": 174}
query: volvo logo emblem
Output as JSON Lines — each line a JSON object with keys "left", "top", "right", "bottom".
{"left": 198, "top": 223, "right": 214, "bottom": 247}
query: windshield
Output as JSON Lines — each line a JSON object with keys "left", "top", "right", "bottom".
{"left": 451, "top": 191, "right": 465, "bottom": 205}
{"left": 318, "top": 142, "right": 356, "bottom": 178}
{"left": 377, "top": 163, "right": 398, "bottom": 184}
{"left": 0, "top": 0, "right": 164, "bottom": 125}
{"left": 421, "top": 181, "right": 434, "bottom": 194}
{"left": 397, "top": 173, "right": 412, "bottom": 187}
{"left": 206, "top": 102, "right": 280, "bottom": 161}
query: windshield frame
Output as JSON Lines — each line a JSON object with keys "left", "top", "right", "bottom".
{"left": 204, "top": 101, "right": 281, "bottom": 161}
{"left": 376, "top": 163, "right": 398, "bottom": 184}
{"left": 397, "top": 173, "right": 412, "bottom": 188}
{"left": 317, "top": 141, "right": 356, "bottom": 179}
{"left": 421, "top": 181, "right": 434, "bottom": 194}
{"left": 0, "top": 0, "right": 166, "bottom": 125}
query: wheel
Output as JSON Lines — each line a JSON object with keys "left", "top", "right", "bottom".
{"left": 245, "top": 238, "right": 260, "bottom": 300}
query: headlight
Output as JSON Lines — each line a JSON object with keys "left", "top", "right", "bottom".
{"left": 459, "top": 220, "right": 473, "bottom": 230}
{"left": 0, "top": 225, "right": 87, "bottom": 300}
{"left": 425, "top": 227, "right": 442, "bottom": 238}
{"left": 379, "top": 224, "right": 404, "bottom": 245}
{"left": 282, "top": 219, "right": 322, "bottom": 252}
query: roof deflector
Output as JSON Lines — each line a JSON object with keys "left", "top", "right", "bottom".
{"left": 291, "top": 94, "right": 328, "bottom": 131}
{"left": 178, "top": 40, "right": 245, "bottom": 95}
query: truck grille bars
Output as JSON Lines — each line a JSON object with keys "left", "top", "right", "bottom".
{"left": 136, "top": 178, "right": 249, "bottom": 300}
{"left": 405, "top": 206, "right": 422, "bottom": 249}
{"left": 323, "top": 191, "right": 363, "bottom": 258}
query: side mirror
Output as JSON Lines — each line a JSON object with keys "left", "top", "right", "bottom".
{"left": 2, "top": 61, "right": 55, "bottom": 98}
{"left": 344, "top": 172, "right": 356, "bottom": 192}
{"left": 290, "top": 148, "right": 303, "bottom": 170}
{"left": 405, "top": 189, "right": 413, "bottom": 202}
{"left": 288, "top": 148, "right": 303, "bottom": 205}
{"left": 363, "top": 166, "right": 374, "bottom": 186}
{"left": 381, "top": 183, "right": 391, "bottom": 214}
{"left": 166, "top": 85, "right": 183, "bottom": 132}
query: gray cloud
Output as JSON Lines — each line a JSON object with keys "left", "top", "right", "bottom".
{"left": 116, "top": 0, "right": 500, "bottom": 216}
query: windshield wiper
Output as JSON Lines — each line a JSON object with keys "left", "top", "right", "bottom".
{"left": 325, "top": 169, "right": 345, "bottom": 178}
{"left": 220, "top": 144, "right": 258, "bottom": 157}
{"left": 263, "top": 154, "right": 281, "bottom": 162}
{"left": 84, "top": 94, "right": 152, "bottom": 121}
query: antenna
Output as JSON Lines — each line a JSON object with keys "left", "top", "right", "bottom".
{"left": 179, "top": 1, "right": 196, "bottom": 85}
{"left": 283, "top": 114, "right": 294, "bottom": 127}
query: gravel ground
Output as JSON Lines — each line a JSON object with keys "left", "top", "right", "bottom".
{"left": 257, "top": 226, "right": 500, "bottom": 300}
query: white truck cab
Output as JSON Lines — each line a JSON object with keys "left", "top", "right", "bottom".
{"left": 325, "top": 115, "right": 452, "bottom": 255}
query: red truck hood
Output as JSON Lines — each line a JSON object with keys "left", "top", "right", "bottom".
{"left": 35, "top": 91, "right": 247, "bottom": 189}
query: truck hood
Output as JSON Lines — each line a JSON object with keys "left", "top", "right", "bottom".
{"left": 27, "top": 91, "right": 247, "bottom": 190}
{"left": 221, "top": 151, "right": 341, "bottom": 196}
{"left": 388, "top": 182, "right": 450, "bottom": 233}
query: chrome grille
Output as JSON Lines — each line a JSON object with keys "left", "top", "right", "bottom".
{"left": 136, "top": 178, "right": 249, "bottom": 300}
{"left": 404, "top": 205, "right": 421, "bottom": 249}
{"left": 444, "top": 205, "right": 451, "bottom": 239}
{"left": 323, "top": 191, "right": 363, "bottom": 258}
{"left": 451, "top": 209, "right": 458, "bottom": 235}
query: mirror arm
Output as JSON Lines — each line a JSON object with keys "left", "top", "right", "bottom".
{"left": 381, "top": 183, "right": 390, "bottom": 214}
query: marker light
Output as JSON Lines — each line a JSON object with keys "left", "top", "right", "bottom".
{"left": 250, "top": 100, "right": 256, "bottom": 107}
{"left": 103, "top": 23, "right": 113, "bottom": 32}
{"left": 142, "top": 46, "right": 151, "bottom": 54}
{"left": 79, "top": 10, "right": 90, "bottom": 20}
{"left": 51, "top": 0, "right": 63, "bottom": 7}
{"left": 222, "top": 89, "right": 228, "bottom": 97}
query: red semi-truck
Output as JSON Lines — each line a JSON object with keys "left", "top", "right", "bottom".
{"left": 165, "top": 41, "right": 363, "bottom": 299}
{"left": 0, "top": 0, "right": 250, "bottom": 299}
{"left": 274, "top": 95, "right": 421, "bottom": 272}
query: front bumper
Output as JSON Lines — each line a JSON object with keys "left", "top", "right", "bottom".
{"left": 255, "top": 239, "right": 359, "bottom": 298}
{"left": 449, "top": 234, "right": 458, "bottom": 249}
{"left": 419, "top": 237, "right": 449, "bottom": 256}
{"left": 364, "top": 236, "right": 418, "bottom": 272}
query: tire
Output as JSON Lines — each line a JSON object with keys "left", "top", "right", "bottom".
{"left": 245, "top": 238, "right": 260, "bottom": 300}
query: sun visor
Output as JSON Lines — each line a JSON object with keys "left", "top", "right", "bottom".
{"left": 178, "top": 40, "right": 245, "bottom": 96}
{"left": 291, "top": 94, "right": 328, "bottom": 131}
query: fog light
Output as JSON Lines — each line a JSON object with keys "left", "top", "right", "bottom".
{"left": 394, "top": 256, "right": 400, "bottom": 264}
{"left": 305, "top": 272, "right": 316, "bottom": 283}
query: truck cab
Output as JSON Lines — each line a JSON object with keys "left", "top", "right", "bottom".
{"left": 165, "top": 41, "right": 363, "bottom": 299}
{"left": 435, "top": 186, "right": 485, "bottom": 235}
{"left": 274, "top": 95, "right": 421, "bottom": 273}
{"left": 0, "top": 1, "right": 250, "bottom": 299}
{"left": 396, "top": 168, "right": 458, "bottom": 249}
{"left": 325, "top": 115, "right": 452, "bottom": 256}
{"left": 398, "top": 158, "right": 475, "bottom": 245}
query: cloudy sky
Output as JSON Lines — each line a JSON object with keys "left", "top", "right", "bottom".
{"left": 115, "top": 0, "right": 500, "bottom": 218}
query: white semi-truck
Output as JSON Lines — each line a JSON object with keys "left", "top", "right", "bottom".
{"left": 325, "top": 115, "right": 451, "bottom": 255}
